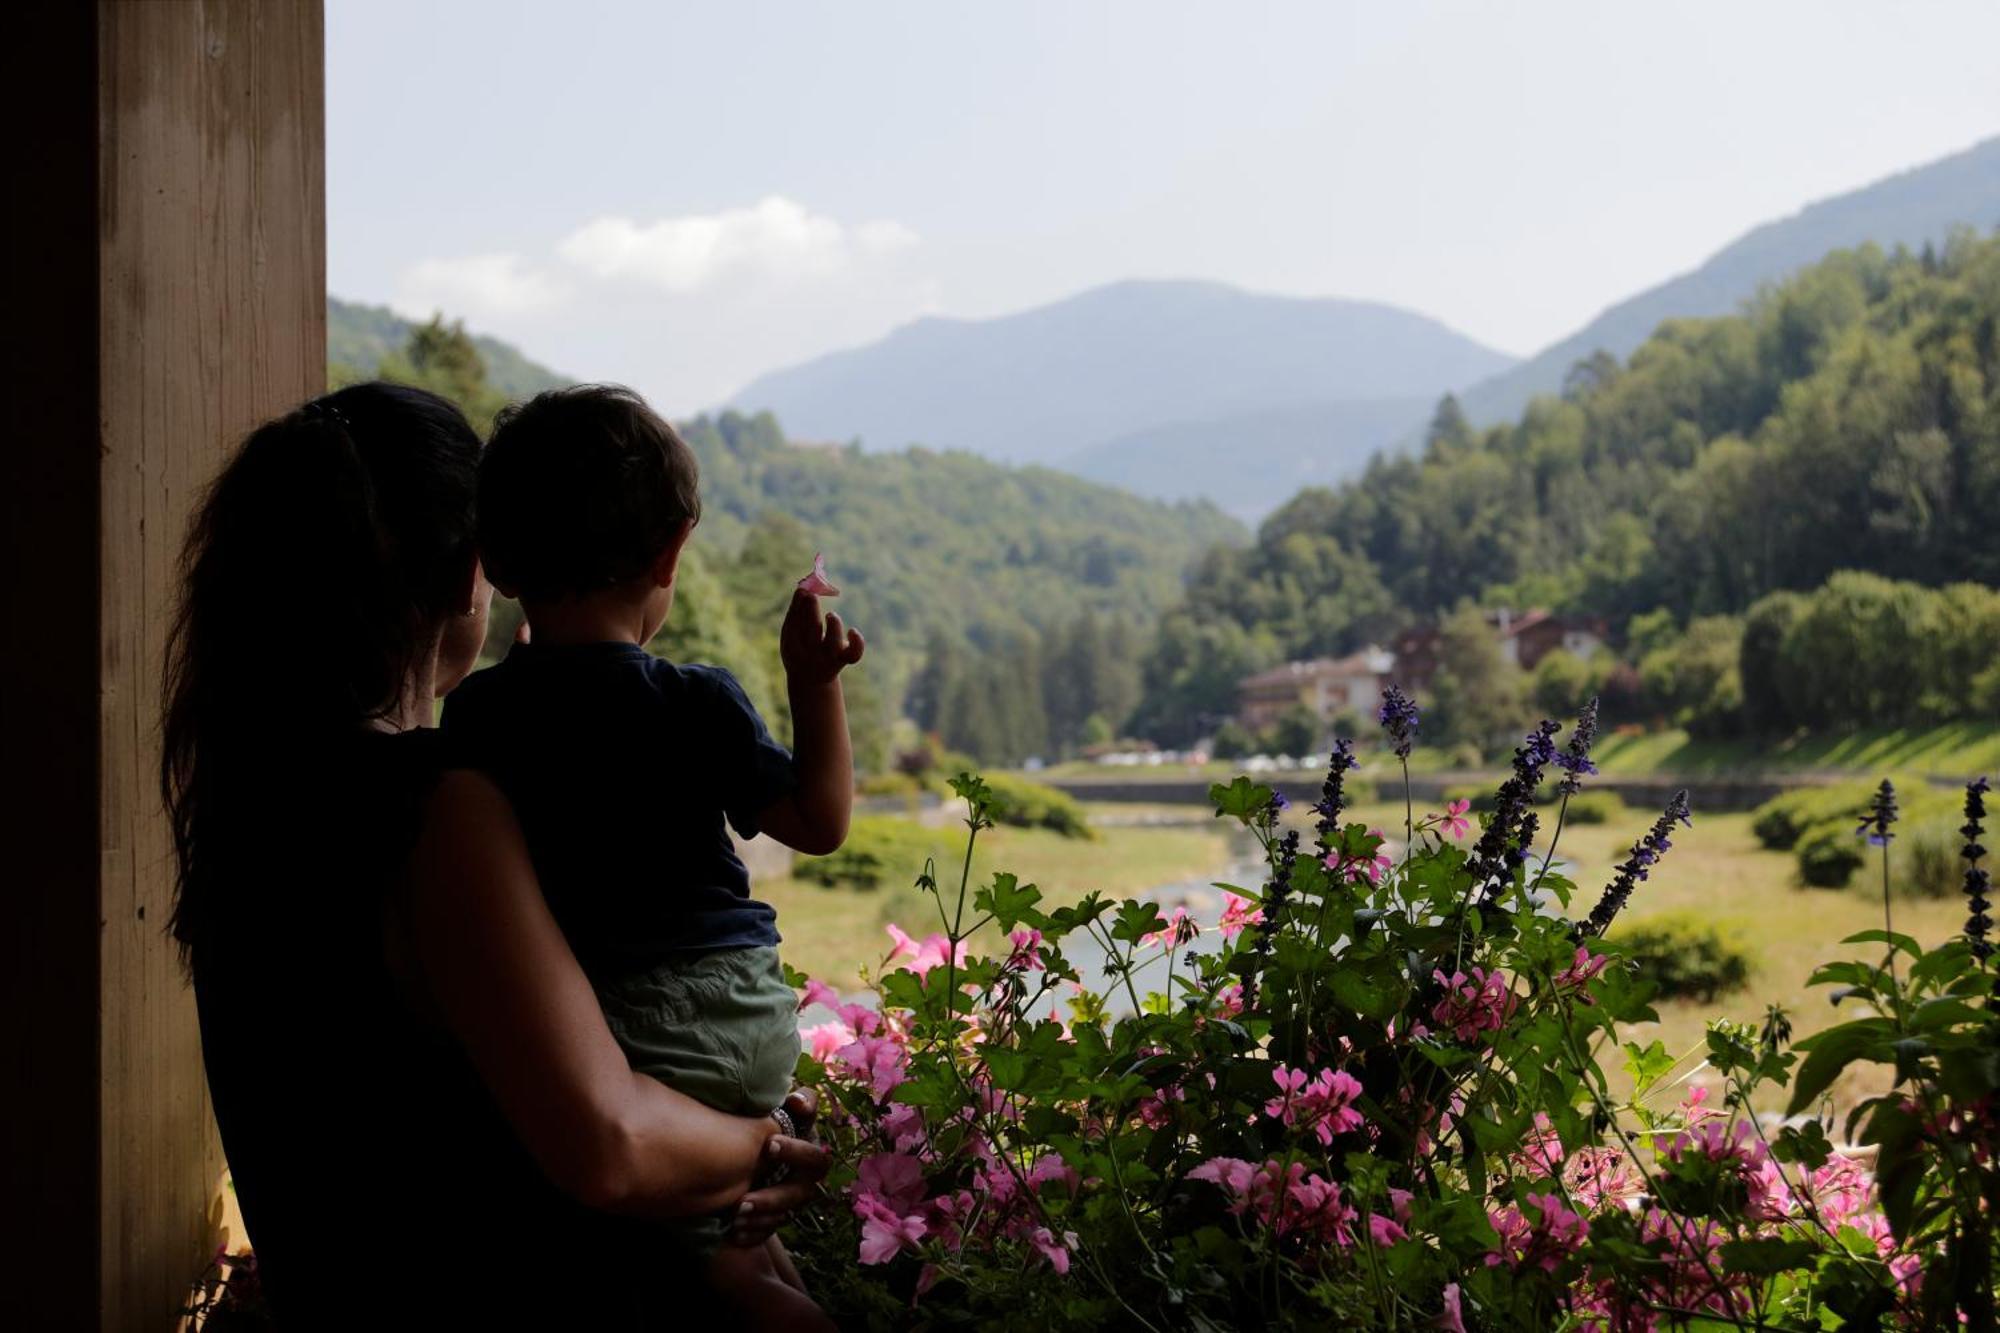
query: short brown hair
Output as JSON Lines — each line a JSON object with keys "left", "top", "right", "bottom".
{"left": 478, "top": 384, "right": 701, "bottom": 601}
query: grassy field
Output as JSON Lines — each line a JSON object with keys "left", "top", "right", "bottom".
{"left": 1038, "top": 724, "right": 1998, "bottom": 785}
{"left": 764, "top": 807, "right": 1241, "bottom": 986}
{"left": 1590, "top": 723, "right": 2000, "bottom": 780}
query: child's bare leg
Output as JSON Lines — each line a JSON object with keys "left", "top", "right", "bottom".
{"left": 708, "top": 1239, "right": 835, "bottom": 1332}
{"left": 764, "top": 1235, "right": 809, "bottom": 1295}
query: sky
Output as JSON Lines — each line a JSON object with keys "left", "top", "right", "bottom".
{"left": 329, "top": 1, "right": 2000, "bottom": 414}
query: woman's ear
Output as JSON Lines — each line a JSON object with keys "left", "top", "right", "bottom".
{"left": 651, "top": 519, "right": 697, "bottom": 588}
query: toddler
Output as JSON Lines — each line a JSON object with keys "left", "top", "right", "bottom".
{"left": 443, "top": 384, "right": 861, "bottom": 1328}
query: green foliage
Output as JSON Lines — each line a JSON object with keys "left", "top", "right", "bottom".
{"left": 1611, "top": 911, "right": 1756, "bottom": 1000}
{"left": 1797, "top": 818, "right": 1870, "bottom": 888}
{"left": 794, "top": 816, "right": 940, "bottom": 890}
{"left": 1753, "top": 782, "right": 1879, "bottom": 851}
{"left": 978, "top": 773, "right": 1093, "bottom": 840}
{"left": 785, "top": 753, "right": 2000, "bottom": 1329}
{"left": 1785, "top": 781, "right": 1961, "bottom": 887}
{"left": 1426, "top": 603, "right": 1529, "bottom": 754}
{"left": 1139, "top": 231, "right": 2000, "bottom": 742}
{"left": 1637, "top": 614, "right": 1743, "bottom": 737}
{"left": 680, "top": 411, "right": 1241, "bottom": 764}
{"left": 1902, "top": 814, "right": 1972, "bottom": 899}
{"left": 1560, "top": 790, "right": 1624, "bottom": 825}
{"left": 329, "top": 297, "right": 569, "bottom": 399}
{"left": 1262, "top": 703, "right": 1322, "bottom": 759}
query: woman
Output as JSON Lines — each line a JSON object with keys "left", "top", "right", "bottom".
{"left": 162, "top": 382, "right": 825, "bottom": 1326}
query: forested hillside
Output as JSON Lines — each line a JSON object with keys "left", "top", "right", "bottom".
{"left": 330, "top": 297, "right": 569, "bottom": 398}
{"left": 1456, "top": 134, "right": 2000, "bottom": 425}
{"left": 330, "top": 308, "right": 1244, "bottom": 767}
{"left": 1134, "top": 230, "right": 2000, "bottom": 747}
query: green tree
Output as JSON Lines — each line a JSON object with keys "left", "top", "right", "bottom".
{"left": 1426, "top": 604, "right": 1528, "bottom": 756}
{"left": 1738, "top": 590, "right": 1807, "bottom": 734}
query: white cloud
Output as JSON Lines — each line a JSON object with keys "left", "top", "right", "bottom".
{"left": 392, "top": 252, "right": 570, "bottom": 320}
{"left": 386, "top": 199, "right": 934, "bottom": 411}
{"left": 556, "top": 195, "right": 918, "bottom": 293}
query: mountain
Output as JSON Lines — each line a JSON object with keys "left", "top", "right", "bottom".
{"left": 1066, "top": 396, "right": 1435, "bottom": 520}
{"left": 726, "top": 280, "right": 1515, "bottom": 468}
{"left": 1457, "top": 134, "right": 2000, "bottom": 425}
{"left": 327, "top": 296, "right": 570, "bottom": 398}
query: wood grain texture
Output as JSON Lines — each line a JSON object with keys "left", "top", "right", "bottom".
{"left": 97, "top": 2, "right": 322, "bottom": 1326}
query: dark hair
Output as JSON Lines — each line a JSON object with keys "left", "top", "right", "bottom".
{"left": 477, "top": 383, "right": 700, "bottom": 601}
{"left": 161, "top": 382, "right": 482, "bottom": 962}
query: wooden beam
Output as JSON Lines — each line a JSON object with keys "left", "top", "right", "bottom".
{"left": 5, "top": 2, "right": 325, "bottom": 1325}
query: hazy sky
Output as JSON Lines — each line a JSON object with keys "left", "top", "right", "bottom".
{"left": 329, "top": 1, "right": 2000, "bottom": 413}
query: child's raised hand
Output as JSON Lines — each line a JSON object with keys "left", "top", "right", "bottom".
{"left": 780, "top": 588, "right": 864, "bottom": 687}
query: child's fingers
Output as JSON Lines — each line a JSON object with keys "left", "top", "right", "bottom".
{"left": 822, "top": 610, "right": 846, "bottom": 651}
{"left": 842, "top": 628, "right": 866, "bottom": 665}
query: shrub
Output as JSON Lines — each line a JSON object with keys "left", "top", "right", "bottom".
{"left": 795, "top": 816, "right": 939, "bottom": 889}
{"left": 1751, "top": 781, "right": 1873, "bottom": 851}
{"left": 977, "top": 772, "right": 1094, "bottom": 839}
{"left": 1209, "top": 720, "right": 1256, "bottom": 759}
{"left": 1796, "top": 816, "right": 1868, "bottom": 888}
{"left": 1560, "top": 790, "right": 1624, "bottom": 824}
{"left": 1784, "top": 781, "right": 1960, "bottom": 887}
{"left": 1611, "top": 911, "right": 1755, "bottom": 1000}
{"left": 858, "top": 771, "right": 924, "bottom": 799}
{"left": 1902, "top": 815, "right": 1966, "bottom": 899}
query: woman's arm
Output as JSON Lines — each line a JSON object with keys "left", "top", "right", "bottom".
{"left": 405, "top": 768, "right": 821, "bottom": 1219}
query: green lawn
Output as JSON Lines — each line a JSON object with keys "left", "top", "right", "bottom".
{"left": 765, "top": 808, "right": 1240, "bottom": 987}
{"left": 1590, "top": 723, "right": 1999, "bottom": 780}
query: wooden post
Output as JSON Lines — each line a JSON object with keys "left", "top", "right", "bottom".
{"left": 3, "top": 2, "right": 325, "bottom": 1325}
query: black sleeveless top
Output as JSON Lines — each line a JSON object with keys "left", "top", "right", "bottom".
{"left": 192, "top": 728, "right": 696, "bottom": 1328}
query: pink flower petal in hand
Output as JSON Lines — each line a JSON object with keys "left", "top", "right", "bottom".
{"left": 798, "top": 551, "right": 840, "bottom": 597}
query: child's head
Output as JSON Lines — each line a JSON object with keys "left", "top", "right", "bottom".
{"left": 479, "top": 384, "right": 700, "bottom": 636}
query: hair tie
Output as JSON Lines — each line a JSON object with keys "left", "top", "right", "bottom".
{"left": 301, "top": 397, "right": 350, "bottom": 429}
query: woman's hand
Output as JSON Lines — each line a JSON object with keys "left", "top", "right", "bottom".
{"left": 728, "top": 1088, "right": 828, "bottom": 1247}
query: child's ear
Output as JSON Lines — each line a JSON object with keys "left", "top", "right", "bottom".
{"left": 651, "top": 518, "right": 697, "bottom": 588}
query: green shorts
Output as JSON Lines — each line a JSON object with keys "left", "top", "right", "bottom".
{"left": 595, "top": 946, "right": 801, "bottom": 1254}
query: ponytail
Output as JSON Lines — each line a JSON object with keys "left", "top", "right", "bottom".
{"left": 162, "top": 382, "right": 481, "bottom": 962}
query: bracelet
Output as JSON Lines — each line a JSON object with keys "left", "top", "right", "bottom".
{"left": 764, "top": 1107, "right": 795, "bottom": 1185}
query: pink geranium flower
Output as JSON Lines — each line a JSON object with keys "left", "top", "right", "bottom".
{"left": 1485, "top": 1192, "right": 1588, "bottom": 1273}
{"left": 885, "top": 924, "right": 970, "bottom": 977}
{"left": 1439, "top": 1282, "right": 1467, "bottom": 1333}
{"left": 1323, "top": 831, "right": 1394, "bottom": 884}
{"left": 1262, "top": 1063, "right": 1365, "bottom": 1145}
{"left": 1006, "top": 929, "right": 1045, "bottom": 971}
{"left": 855, "top": 1195, "right": 926, "bottom": 1264}
{"left": 1553, "top": 945, "right": 1609, "bottom": 998}
{"left": 836, "top": 1032, "right": 910, "bottom": 1098}
{"left": 1431, "top": 967, "right": 1517, "bottom": 1044}
{"left": 1217, "top": 891, "right": 1265, "bottom": 938}
{"left": 797, "top": 551, "right": 840, "bottom": 596}
{"left": 797, "top": 976, "right": 839, "bottom": 1012}
{"left": 1029, "top": 1226, "right": 1079, "bottom": 1274}
{"left": 856, "top": 1151, "right": 928, "bottom": 1214}
{"left": 1439, "top": 798, "right": 1472, "bottom": 840}
{"left": 1141, "top": 905, "right": 1201, "bottom": 950}
{"left": 802, "top": 1020, "right": 855, "bottom": 1062}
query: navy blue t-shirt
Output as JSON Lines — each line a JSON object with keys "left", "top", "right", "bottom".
{"left": 443, "top": 641, "right": 792, "bottom": 974}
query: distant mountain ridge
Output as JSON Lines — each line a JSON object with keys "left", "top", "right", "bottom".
{"left": 328, "top": 296, "right": 571, "bottom": 398}
{"left": 1456, "top": 134, "right": 2000, "bottom": 425}
{"left": 726, "top": 136, "right": 2000, "bottom": 520}
{"left": 726, "top": 279, "right": 1515, "bottom": 470}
